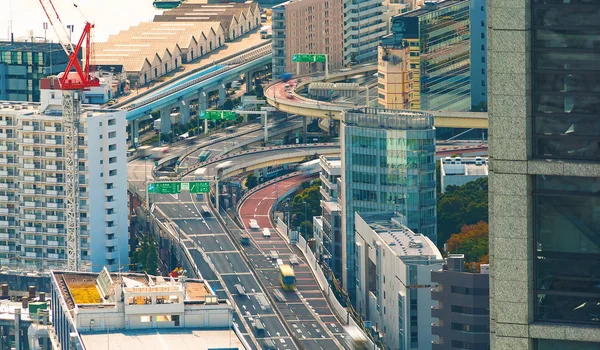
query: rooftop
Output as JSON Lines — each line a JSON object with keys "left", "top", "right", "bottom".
{"left": 398, "top": 0, "right": 468, "bottom": 18}
{"left": 441, "top": 156, "right": 489, "bottom": 176}
{"left": 320, "top": 155, "right": 341, "bottom": 170}
{"left": 0, "top": 41, "right": 64, "bottom": 52}
{"left": 80, "top": 329, "right": 244, "bottom": 350}
{"left": 154, "top": 1, "right": 260, "bottom": 29}
{"left": 360, "top": 212, "right": 442, "bottom": 259}
{"left": 0, "top": 99, "right": 121, "bottom": 118}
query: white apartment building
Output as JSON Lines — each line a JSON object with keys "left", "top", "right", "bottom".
{"left": 355, "top": 212, "right": 443, "bottom": 350}
{"left": 343, "top": 0, "right": 389, "bottom": 65}
{"left": 440, "top": 156, "right": 489, "bottom": 193}
{"left": 0, "top": 81, "right": 128, "bottom": 272}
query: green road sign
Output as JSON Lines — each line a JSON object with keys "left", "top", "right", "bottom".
{"left": 200, "top": 110, "right": 237, "bottom": 121}
{"left": 292, "top": 54, "right": 326, "bottom": 63}
{"left": 187, "top": 181, "right": 211, "bottom": 193}
{"left": 148, "top": 181, "right": 211, "bottom": 194}
{"left": 147, "top": 182, "right": 181, "bottom": 194}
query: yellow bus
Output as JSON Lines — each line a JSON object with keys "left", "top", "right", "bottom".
{"left": 278, "top": 264, "right": 296, "bottom": 291}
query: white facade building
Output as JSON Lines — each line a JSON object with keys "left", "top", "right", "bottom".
{"left": 355, "top": 212, "right": 443, "bottom": 350}
{"left": 51, "top": 268, "right": 235, "bottom": 350}
{"left": 0, "top": 82, "right": 128, "bottom": 272}
{"left": 343, "top": 0, "right": 389, "bottom": 65}
{"left": 440, "top": 156, "right": 488, "bottom": 193}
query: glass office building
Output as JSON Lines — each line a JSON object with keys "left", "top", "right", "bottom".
{"left": 340, "top": 107, "right": 436, "bottom": 302}
{"left": 382, "top": 0, "right": 471, "bottom": 111}
{"left": 489, "top": 0, "right": 600, "bottom": 348}
{"left": 0, "top": 41, "right": 69, "bottom": 102}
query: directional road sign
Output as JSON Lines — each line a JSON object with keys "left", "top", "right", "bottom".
{"left": 200, "top": 110, "right": 237, "bottom": 120}
{"left": 292, "top": 54, "right": 326, "bottom": 63}
{"left": 148, "top": 181, "right": 211, "bottom": 194}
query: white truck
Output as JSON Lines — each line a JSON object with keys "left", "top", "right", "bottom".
{"left": 153, "top": 119, "right": 161, "bottom": 133}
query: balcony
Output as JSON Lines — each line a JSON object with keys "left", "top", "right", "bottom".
{"left": 24, "top": 201, "right": 37, "bottom": 208}
{"left": 22, "top": 176, "right": 36, "bottom": 182}
{"left": 105, "top": 238, "right": 117, "bottom": 247}
{"left": 105, "top": 226, "right": 117, "bottom": 235}
{"left": 0, "top": 208, "right": 9, "bottom": 214}
{"left": 24, "top": 252, "right": 39, "bottom": 258}
{"left": 23, "top": 163, "right": 36, "bottom": 169}
{"left": 0, "top": 233, "right": 9, "bottom": 239}
{"left": 0, "top": 196, "right": 10, "bottom": 202}
{"left": 47, "top": 228, "right": 63, "bottom": 234}
{"left": 47, "top": 215, "right": 59, "bottom": 221}
{"left": 0, "top": 171, "right": 7, "bottom": 176}
{"left": 24, "top": 214, "right": 37, "bottom": 220}
{"left": 0, "top": 134, "right": 7, "bottom": 139}
{"left": 44, "top": 151, "right": 58, "bottom": 158}
{"left": 47, "top": 240, "right": 61, "bottom": 246}
{"left": 22, "top": 138, "right": 35, "bottom": 144}
{"left": 24, "top": 226, "right": 36, "bottom": 233}
{"left": 46, "top": 177, "right": 58, "bottom": 183}
{"left": 46, "top": 202, "right": 59, "bottom": 209}
{"left": 0, "top": 245, "right": 9, "bottom": 252}
{"left": 106, "top": 251, "right": 118, "bottom": 260}
{"left": 47, "top": 253, "right": 65, "bottom": 260}
{"left": 45, "top": 164, "right": 58, "bottom": 170}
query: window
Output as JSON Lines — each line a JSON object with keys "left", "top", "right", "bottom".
{"left": 109, "top": 144, "right": 116, "bottom": 151}
{"left": 536, "top": 339, "right": 600, "bottom": 350}
{"left": 99, "top": 134, "right": 102, "bottom": 139}
{"left": 108, "top": 131, "right": 116, "bottom": 139}
{"left": 534, "top": 175, "right": 600, "bottom": 325}
{"left": 108, "top": 118, "right": 116, "bottom": 126}
{"left": 481, "top": 57, "right": 485, "bottom": 63}
{"left": 140, "top": 315, "right": 152, "bottom": 323}
{"left": 109, "top": 169, "right": 117, "bottom": 176}
{"left": 109, "top": 157, "right": 116, "bottom": 164}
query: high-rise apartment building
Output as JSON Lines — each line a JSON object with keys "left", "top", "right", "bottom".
{"left": 431, "top": 254, "right": 490, "bottom": 350}
{"left": 0, "top": 83, "right": 129, "bottom": 272}
{"left": 470, "top": 0, "right": 487, "bottom": 110}
{"left": 340, "top": 107, "right": 436, "bottom": 301}
{"left": 488, "top": 0, "right": 600, "bottom": 348}
{"left": 0, "top": 41, "right": 70, "bottom": 102}
{"left": 272, "top": 0, "right": 344, "bottom": 78}
{"left": 355, "top": 211, "right": 443, "bottom": 350}
{"left": 312, "top": 156, "right": 342, "bottom": 277}
{"left": 343, "top": 0, "right": 388, "bottom": 65}
{"left": 380, "top": 0, "right": 471, "bottom": 111}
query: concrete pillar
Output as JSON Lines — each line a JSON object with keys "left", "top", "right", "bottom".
{"left": 219, "top": 84, "right": 227, "bottom": 107}
{"left": 14, "top": 308, "right": 20, "bottom": 350}
{"left": 303, "top": 116, "right": 308, "bottom": 143}
{"left": 160, "top": 106, "right": 172, "bottom": 135}
{"left": 131, "top": 119, "right": 140, "bottom": 147}
{"left": 245, "top": 72, "right": 253, "bottom": 93}
{"left": 198, "top": 92, "right": 208, "bottom": 112}
{"left": 180, "top": 101, "right": 191, "bottom": 125}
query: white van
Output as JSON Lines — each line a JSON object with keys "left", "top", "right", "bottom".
{"left": 262, "top": 228, "right": 271, "bottom": 238}
{"left": 270, "top": 251, "right": 279, "bottom": 260}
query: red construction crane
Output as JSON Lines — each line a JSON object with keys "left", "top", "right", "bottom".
{"left": 38, "top": 0, "right": 99, "bottom": 90}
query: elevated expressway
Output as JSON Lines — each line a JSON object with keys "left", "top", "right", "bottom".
{"left": 265, "top": 69, "right": 489, "bottom": 129}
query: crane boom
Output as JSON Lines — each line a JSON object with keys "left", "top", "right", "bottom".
{"left": 38, "top": 0, "right": 75, "bottom": 56}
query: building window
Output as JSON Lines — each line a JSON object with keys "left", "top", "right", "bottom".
{"left": 109, "top": 144, "right": 116, "bottom": 151}
{"left": 532, "top": 0, "right": 600, "bottom": 161}
{"left": 536, "top": 339, "right": 600, "bottom": 350}
{"left": 534, "top": 175, "right": 600, "bottom": 325}
{"left": 108, "top": 131, "right": 116, "bottom": 139}
{"left": 140, "top": 315, "right": 152, "bottom": 323}
{"left": 109, "top": 169, "right": 117, "bottom": 176}
{"left": 109, "top": 157, "right": 116, "bottom": 164}
{"left": 108, "top": 118, "right": 116, "bottom": 126}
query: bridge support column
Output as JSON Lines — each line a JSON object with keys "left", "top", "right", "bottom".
{"left": 303, "top": 116, "right": 308, "bottom": 143}
{"left": 160, "top": 106, "right": 172, "bottom": 135}
{"left": 219, "top": 84, "right": 227, "bottom": 107}
{"left": 198, "top": 92, "right": 208, "bottom": 134}
{"left": 180, "top": 101, "right": 191, "bottom": 125}
{"left": 245, "top": 71, "right": 254, "bottom": 93}
{"left": 131, "top": 119, "right": 140, "bottom": 147}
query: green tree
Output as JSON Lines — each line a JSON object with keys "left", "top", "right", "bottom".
{"left": 289, "top": 180, "right": 322, "bottom": 234}
{"left": 437, "top": 177, "right": 488, "bottom": 247}
{"left": 446, "top": 221, "right": 489, "bottom": 266}
{"left": 245, "top": 174, "right": 258, "bottom": 189}
{"left": 145, "top": 237, "right": 159, "bottom": 275}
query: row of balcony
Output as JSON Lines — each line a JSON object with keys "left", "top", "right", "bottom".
{"left": 0, "top": 191, "right": 89, "bottom": 201}
{"left": 18, "top": 125, "right": 64, "bottom": 133}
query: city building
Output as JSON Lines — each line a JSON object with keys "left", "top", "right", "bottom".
{"left": 312, "top": 156, "right": 342, "bottom": 277}
{"left": 488, "top": 0, "right": 600, "bottom": 348}
{"left": 272, "top": 0, "right": 344, "bottom": 78}
{"left": 380, "top": 0, "right": 471, "bottom": 111}
{"left": 0, "top": 82, "right": 129, "bottom": 272}
{"left": 51, "top": 268, "right": 237, "bottom": 350}
{"left": 340, "top": 107, "right": 436, "bottom": 301}
{"left": 355, "top": 212, "right": 443, "bottom": 350}
{"left": 469, "top": 0, "right": 487, "bottom": 111}
{"left": 377, "top": 43, "right": 412, "bottom": 109}
{"left": 343, "top": 0, "right": 388, "bottom": 65}
{"left": 0, "top": 41, "right": 69, "bottom": 102}
{"left": 430, "top": 254, "right": 490, "bottom": 350}
{"left": 94, "top": 21, "right": 225, "bottom": 86}
{"left": 439, "top": 156, "right": 488, "bottom": 193}
{"left": 153, "top": 1, "right": 262, "bottom": 42}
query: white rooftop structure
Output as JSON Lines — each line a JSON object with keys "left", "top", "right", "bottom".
{"left": 440, "top": 156, "right": 489, "bottom": 193}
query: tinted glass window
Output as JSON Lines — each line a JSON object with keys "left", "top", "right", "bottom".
{"left": 534, "top": 175, "right": 600, "bottom": 325}
{"left": 532, "top": 0, "right": 600, "bottom": 160}
{"left": 537, "top": 339, "right": 600, "bottom": 350}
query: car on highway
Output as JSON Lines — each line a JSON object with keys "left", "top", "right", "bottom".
{"left": 286, "top": 91, "right": 293, "bottom": 99}
{"left": 254, "top": 319, "right": 265, "bottom": 336}
{"left": 107, "top": 99, "right": 117, "bottom": 106}
{"left": 289, "top": 254, "right": 299, "bottom": 265}
{"left": 262, "top": 228, "right": 271, "bottom": 237}
{"left": 240, "top": 234, "right": 250, "bottom": 246}
{"left": 263, "top": 339, "right": 276, "bottom": 350}
{"left": 249, "top": 219, "right": 260, "bottom": 230}
{"left": 269, "top": 250, "right": 279, "bottom": 260}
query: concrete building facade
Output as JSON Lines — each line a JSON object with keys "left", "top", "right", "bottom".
{"left": 488, "top": 0, "right": 600, "bottom": 348}
{"left": 0, "top": 42, "right": 69, "bottom": 102}
{"left": 469, "top": 0, "right": 487, "bottom": 110}
{"left": 381, "top": 0, "right": 471, "bottom": 112}
{"left": 355, "top": 212, "right": 443, "bottom": 350}
{"left": 377, "top": 44, "right": 412, "bottom": 109}
{"left": 431, "top": 254, "right": 490, "bottom": 350}
{"left": 0, "top": 85, "right": 129, "bottom": 272}
{"left": 343, "top": 0, "right": 388, "bottom": 65}
{"left": 272, "top": 0, "right": 344, "bottom": 77}
{"left": 340, "top": 107, "right": 436, "bottom": 302}
{"left": 312, "top": 156, "right": 342, "bottom": 277}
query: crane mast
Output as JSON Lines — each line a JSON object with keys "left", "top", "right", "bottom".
{"left": 38, "top": 0, "right": 99, "bottom": 271}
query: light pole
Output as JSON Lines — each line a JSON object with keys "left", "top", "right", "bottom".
{"left": 302, "top": 201, "right": 308, "bottom": 241}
